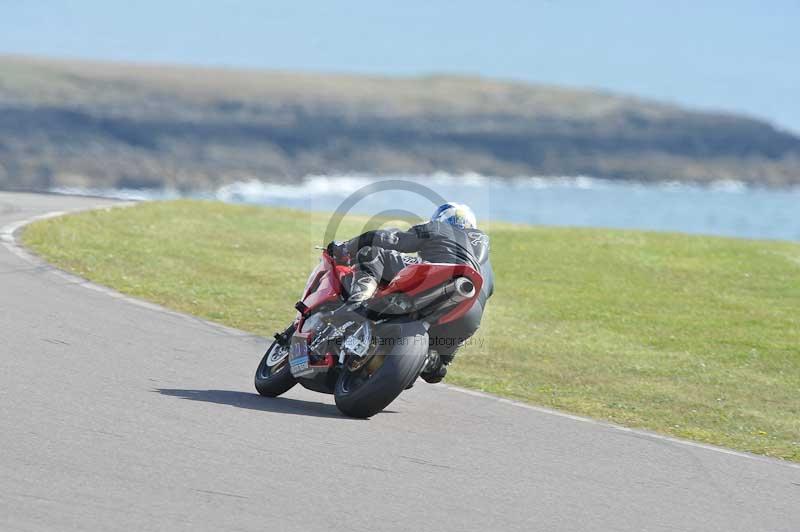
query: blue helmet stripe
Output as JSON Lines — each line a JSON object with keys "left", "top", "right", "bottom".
{"left": 431, "top": 202, "right": 477, "bottom": 229}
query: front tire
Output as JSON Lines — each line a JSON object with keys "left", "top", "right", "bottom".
{"left": 254, "top": 341, "right": 297, "bottom": 397}
{"left": 334, "top": 321, "right": 428, "bottom": 418}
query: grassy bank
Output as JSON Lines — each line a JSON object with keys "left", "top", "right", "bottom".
{"left": 23, "top": 200, "right": 800, "bottom": 461}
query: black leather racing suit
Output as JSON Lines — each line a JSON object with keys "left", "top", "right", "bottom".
{"left": 344, "top": 221, "right": 494, "bottom": 360}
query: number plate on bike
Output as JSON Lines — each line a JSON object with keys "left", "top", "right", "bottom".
{"left": 289, "top": 333, "right": 313, "bottom": 377}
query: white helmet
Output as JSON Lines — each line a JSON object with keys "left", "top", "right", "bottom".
{"left": 431, "top": 202, "right": 477, "bottom": 229}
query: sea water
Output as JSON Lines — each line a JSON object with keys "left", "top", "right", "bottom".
{"left": 52, "top": 174, "right": 800, "bottom": 242}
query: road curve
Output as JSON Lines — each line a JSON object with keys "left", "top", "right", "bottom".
{"left": 1, "top": 191, "right": 798, "bottom": 532}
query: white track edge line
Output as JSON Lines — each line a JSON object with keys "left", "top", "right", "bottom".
{"left": 440, "top": 384, "right": 800, "bottom": 470}
{"left": 1, "top": 204, "right": 260, "bottom": 341}
{"left": 3, "top": 201, "right": 799, "bottom": 471}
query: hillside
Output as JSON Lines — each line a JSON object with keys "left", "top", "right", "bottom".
{"left": 2, "top": 55, "right": 800, "bottom": 190}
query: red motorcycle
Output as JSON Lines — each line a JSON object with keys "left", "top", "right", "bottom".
{"left": 254, "top": 249, "right": 483, "bottom": 418}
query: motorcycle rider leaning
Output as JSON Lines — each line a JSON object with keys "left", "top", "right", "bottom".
{"left": 327, "top": 202, "right": 494, "bottom": 384}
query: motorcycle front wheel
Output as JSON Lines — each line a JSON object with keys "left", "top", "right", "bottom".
{"left": 334, "top": 321, "right": 428, "bottom": 418}
{"left": 254, "top": 340, "right": 297, "bottom": 397}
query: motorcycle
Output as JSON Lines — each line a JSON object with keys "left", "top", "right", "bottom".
{"left": 254, "top": 248, "right": 483, "bottom": 418}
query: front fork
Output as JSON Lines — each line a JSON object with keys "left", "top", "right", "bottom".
{"left": 273, "top": 323, "right": 297, "bottom": 347}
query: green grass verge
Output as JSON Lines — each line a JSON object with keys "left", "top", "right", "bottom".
{"left": 23, "top": 200, "right": 800, "bottom": 461}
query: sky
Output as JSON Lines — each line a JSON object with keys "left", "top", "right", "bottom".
{"left": 2, "top": 0, "right": 799, "bottom": 132}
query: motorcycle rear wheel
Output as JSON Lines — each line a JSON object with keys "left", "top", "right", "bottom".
{"left": 334, "top": 321, "right": 428, "bottom": 418}
{"left": 254, "top": 341, "right": 297, "bottom": 397}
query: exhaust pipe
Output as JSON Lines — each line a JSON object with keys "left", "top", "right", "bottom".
{"left": 412, "top": 276, "right": 476, "bottom": 310}
{"left": 451, "top": 276, "right": 476, "bottom": 302}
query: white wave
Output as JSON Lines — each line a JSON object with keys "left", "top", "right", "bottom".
{"left": 504, "top": 175, "right": 611, "bottom": 190}
{"left": 216, "top": 175, "right": 417, "bottom": 202}
{"left": 51, "top": 174, "right": 793, "bottom": 207}
{"left": 708, "top": 179, "right": 747, "bottom": 193}
{"left": 216, "top": 179, "right": 317, "bottom": 202}
{"left": 49, "top": 186, "right": 181, "bottom": 201}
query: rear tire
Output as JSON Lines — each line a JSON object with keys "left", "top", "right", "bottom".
{"left": 254, "top": 341, "right": 297, "bottom": 397}
{"left": 334, "top": 321, "right": 428, "bottom": 418}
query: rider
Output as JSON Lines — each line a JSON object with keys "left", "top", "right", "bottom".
{"left": 327, "top": 202, "right": 494, "bottom": 383}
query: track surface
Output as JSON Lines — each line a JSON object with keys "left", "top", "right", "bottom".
{"left": 1, "top": 192, "right": 798, "bottom": 532}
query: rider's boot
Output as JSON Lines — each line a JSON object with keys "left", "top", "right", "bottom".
{"left": 347, "top": 270, "right": 379, "bottom": 303}
{"left": 329, "top": 270, "right": 378, "bottom": 324}
{"left": 420, "top": 349, "right": 449, "bottom": 384}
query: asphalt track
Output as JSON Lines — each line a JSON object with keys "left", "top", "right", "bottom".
{"left": 1, "top": 191, "right": 798, "bottom": 532}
